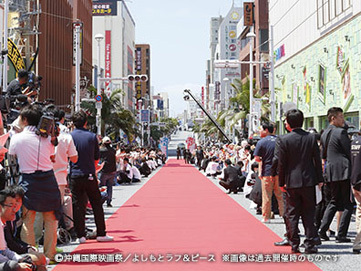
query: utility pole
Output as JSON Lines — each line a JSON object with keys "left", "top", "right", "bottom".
{"left": 2, "top": 0, "right": 9, "bottom": 92}
{"left": 74, "top": 22, "right": 82, "bottom": 112}
{"left": 246, "top": 28, "right": 256, "bottom": 139}
{"left": 270, "top": 25, "right": 276, "bottom": 123}
{"left": 95, "top": 33, "right": 104, "bottom": 136}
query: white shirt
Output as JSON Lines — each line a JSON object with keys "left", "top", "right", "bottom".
{"left": 8, "top": 126, "right": 55, "bottom": 174}
{"left": 53, "top": 132, "right": 78, "bottom": 185}
{"left": 206, "top": 161, "right": 219, "bottom": 175}
{"left": 124, "top": 163, "right": 133, "bottom": 179}
{"left": 132, "top": 166, "right": 141, "bottom": 180}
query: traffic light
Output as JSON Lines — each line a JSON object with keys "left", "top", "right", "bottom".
{"left": 128, "top": 74, "right": 148, "bottom": 82}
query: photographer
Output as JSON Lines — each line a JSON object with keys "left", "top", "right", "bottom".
{"left": 8, "top": 104, "right": 61, "bottom": 262}
{"left": 5, "top": 70, "right": 38, "bottom": 104}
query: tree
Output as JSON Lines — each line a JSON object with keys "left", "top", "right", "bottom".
{"left": 80, "top": 85, "right": 137, "bottom": 140}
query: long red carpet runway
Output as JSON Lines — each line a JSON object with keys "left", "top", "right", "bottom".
{"left": 54, "top": 159, "right": 320, "bottom": 271}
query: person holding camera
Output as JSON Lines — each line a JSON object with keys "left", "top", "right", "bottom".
{"left": 8, "top": 104, "right": 61, "bottom": 262}
{"left": 5, "top": 70, "right": 37, "bottom": 104}
{"left": 69, "top": 111, "right": 113, "bottom": 243}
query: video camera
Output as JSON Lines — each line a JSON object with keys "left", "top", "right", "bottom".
{"left": 36, "top": 104, "right": 60, "bottom": 141}
{"left": 26, "top": 72, "right": 42, "bottom": 95}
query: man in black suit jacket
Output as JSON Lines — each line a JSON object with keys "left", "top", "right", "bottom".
{"left": 219, "top": 159, "right": 244, "bottom": 194}
{"left": 196, "top": 146, "right": 204, "bottom": 169}
{"left": 319, "top": 107, "right": 353, "bottom": 243}
{"left": 278, "top": 109, "right": 323, "bottom": 254}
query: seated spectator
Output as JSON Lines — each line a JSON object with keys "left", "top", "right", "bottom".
{"left": 131, "top": 165, "right": 141, "bottom": 183}
{"left": 118, "top": 158, "right": 133, "bottom": 184}
{"left": 206, "top": 157, "right": 220, "bottom": 177}
{"left": 4, "top": 186, "right": 47, "bottom": 266}
{"left": 0, "top": 187, "right": 47, "bottom": 271}
{"left": 139, "top": 158, "right": 151, "bottom": 177}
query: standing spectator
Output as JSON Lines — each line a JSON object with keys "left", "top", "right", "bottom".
{"left": 69, "top": 111, "right": 113, "bottom": 243}
{"left": 99, "top": 137, "right": 117, "bottom": 207}
{"left": 176, "top": 147, "right": 181, "bottom": 160}
{"left": 254, "top": 122, "right": 284, "bottom": 223}
{"left": 52, "top": 108, "right": 78, "bottom": 202}
{"left": 278, "top": 109, "right": 323, "bottom": 254}
{"left": 351, "top": 134, "right": 361, "bottom": 254}
{"left": 184, "top": 149, "right": 189, "bottom": 164}
{"left": 196, "top": 146, "right": 204, "bottom": 169}
{"left": 319, "top": 107, "right": 353, "bottom": 243}
{"left": 8, "top": 104, "right": 61, "bottom": 261}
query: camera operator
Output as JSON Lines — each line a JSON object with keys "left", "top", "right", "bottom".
{"left": 8, "top": 104, "right": 61, "bottom": 262}
{"left": 5, "top": 69, "right": 37, "bottom": 106}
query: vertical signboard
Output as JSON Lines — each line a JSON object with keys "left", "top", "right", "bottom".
{"left": 201, "top": 86, "right": 204, "bottom": 105}
{"left": 136, "top": 47, "right": 142, "bottom": 100}
{"left": 244, "top": 2, "right": 254, "bottom": 26}
{"left": 141, "top": 109, "right": 150, "bottom": 122}
{"left": 104, "top": 30, "right": 111, "bottom": 97}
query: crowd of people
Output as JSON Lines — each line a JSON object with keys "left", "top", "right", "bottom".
{"left": 0, "top": 100, "right": 166, "bottom": 270}
{"left": 189, "top": 107, "right": 360, "bottom": 255}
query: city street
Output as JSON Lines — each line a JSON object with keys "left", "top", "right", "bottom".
{"left": 49, "top": 134, "right": 361, "bottom": 271}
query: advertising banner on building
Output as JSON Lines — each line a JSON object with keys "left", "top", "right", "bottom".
{"left": 92, "top": 1, "right": 118, "bottom": 16}
{"left": 105, "top": 30, "right": 112, "bottom": 98}
{"left": 136, "top": 48, "right": 142, "bottom": 100}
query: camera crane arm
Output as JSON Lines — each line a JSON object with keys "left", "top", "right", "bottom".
{"left": 183, "top": 89, "right": 232, "bottom": 143}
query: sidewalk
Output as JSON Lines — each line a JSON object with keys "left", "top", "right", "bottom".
{"left": 47, "top": 165, "right": 163, "bottom": 270}
{"left": 201, "top": 165, "right": 360, "bottom": 271}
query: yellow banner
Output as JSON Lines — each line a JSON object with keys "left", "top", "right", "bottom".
{"left": 7, "top": 38, "right": 26, "bottom": 72}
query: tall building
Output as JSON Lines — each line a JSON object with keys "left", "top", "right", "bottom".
{"left": 92, "top": 0, "right": 135, "bottom": 110}
{"left": 270, "top": 0, "right": 361, "bottom": 131}
{"left": 1, "top": 0, "right": 91, "bottom": 109}
{"left": 213, "top": 4, "right": 242, "bottom": 111}
{"left": 237, "top": 0, "right": 269, "bottom": 94}
{"left": 135, "top": 44, "right": 151, "bottom": 108}
{"left": 37, "top": 0, "right": 93, "bottom": 108}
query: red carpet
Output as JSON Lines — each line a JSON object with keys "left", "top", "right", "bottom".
{"left": 54, "top": 159, "right": 321, "bottom": 271}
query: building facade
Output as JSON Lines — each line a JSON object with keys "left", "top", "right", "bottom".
{"left": 213, "top": 5, "right": 242, "bottom": 111}
{"left": 270, "top": 0, "right": 361, "bottom": 131}
{"left": 237, "top": 0, "right": 269, "bottom": 94}
{"left": 92, "top": 0, "right": 135, "bottom": 110}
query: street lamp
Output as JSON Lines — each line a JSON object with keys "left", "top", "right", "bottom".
{"left": 246, "top": 30, "right": 256, "bottom": 138}
{"left": 95, "top": 33, "right": 104, "bottom": 136}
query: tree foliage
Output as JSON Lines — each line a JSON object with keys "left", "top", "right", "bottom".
{"left": 80, "top": 85, "right": 137, "bottom": 140}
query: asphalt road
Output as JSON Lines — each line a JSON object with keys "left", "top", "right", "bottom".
{"left": 167, "top": 129, "right": 194, "bottom": 157}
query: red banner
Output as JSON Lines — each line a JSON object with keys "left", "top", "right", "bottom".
{"left": 105, "top": 30, "right": 111, "bottom": 97}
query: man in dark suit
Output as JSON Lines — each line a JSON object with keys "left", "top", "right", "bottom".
{"left": 196, "top": 146, "right": 204, "bottom": 169}
{"left": 318, "top": 107, "right": 353, "bottom": 243}
{"left": 219, "top": 159, "right": 244, "bottom": 194}
{"left": 278, "top": 109, "right": 323, "bottom": 254}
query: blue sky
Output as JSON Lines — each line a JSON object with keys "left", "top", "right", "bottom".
{"left": 126, "top": 0, "right": 240, "bottom": 117}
